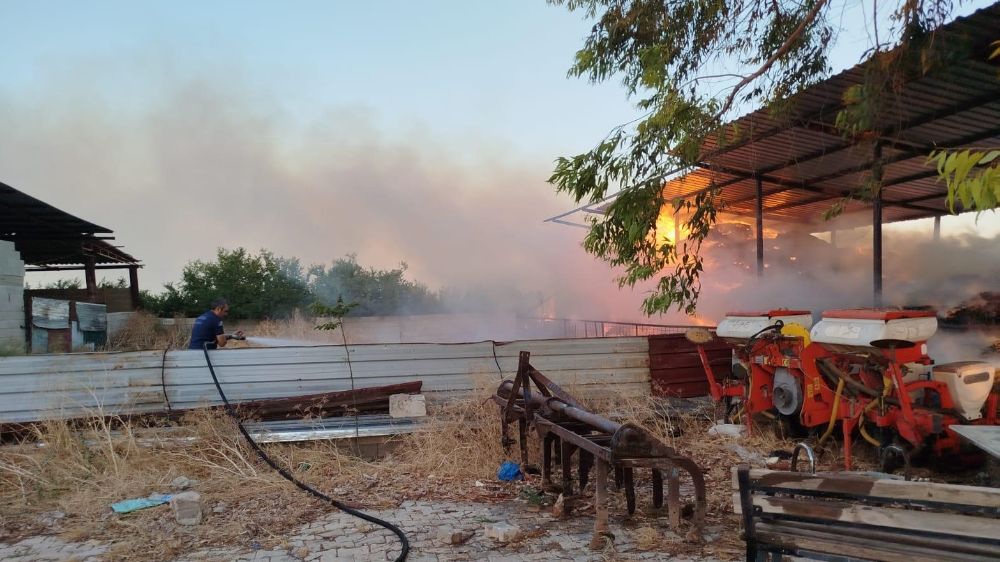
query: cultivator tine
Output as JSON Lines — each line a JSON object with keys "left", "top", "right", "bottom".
{"left": 492, "top": 351, "right": 707, "bottom": 544}
{"left": 623, "top": 468, "right": 636, "bottom": 515}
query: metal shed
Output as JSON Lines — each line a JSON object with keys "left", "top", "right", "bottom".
{"left": 0, "top": 180, "right": 142, "bottom": 304}
{"left": 549, "top": 4, "right": 1000, "bottom": 305}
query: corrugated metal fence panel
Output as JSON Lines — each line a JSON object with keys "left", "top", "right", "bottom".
{"left": 0, "top": 337, "right": 653, "bottom": 422}
{"left": 494, "top": 337, "right": 650, "bottom": 397}
{"left": 648, "top": 334, "right": 732, "bottom": 398}
{"left": 0, "top": 350, "right": 166, "bottom": 423}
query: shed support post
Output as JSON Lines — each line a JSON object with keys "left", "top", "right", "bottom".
{"left": 872, "top": 142, "right": 883, "bottom": 307}
{"left": 84, "top": 257, "right": 98, "bottom": 302}
{"left": 755, "top": 174, "right": 764, "bottom": 277}
{"left": 128, "top": 266, "right": 140, "bottom": 310}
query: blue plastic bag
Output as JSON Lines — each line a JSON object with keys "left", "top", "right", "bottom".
{"left": 111, "top": 494, "right": 173, "bottom": 514}
{"left": 497, "top": 460, "right": 524, "bottom": 481}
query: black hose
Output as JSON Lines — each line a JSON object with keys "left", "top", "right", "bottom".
{"left": 744, "top": 320, "right": 784, "bottom": 350}
{"left": 202, "top": 343, "right": 410, "bottom": 561}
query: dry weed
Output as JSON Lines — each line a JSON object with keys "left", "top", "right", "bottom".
{"left": 104, "top": 311, "right": 189, "bottom": 351}
{"left": 633, "top": 525, "right": 662, "bottom": 550}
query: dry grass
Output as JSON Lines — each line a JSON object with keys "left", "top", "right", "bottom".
{"left": 251, "top": 315, "right": 339, "bottom": 344}
{"left": 0, "top": 392, "right": 516, "bottom": 561}
{"left": 0, "top": 374, "right": 887, "bottom": 562}
{"left": 104, "top": 311, "right": 190, "bottom": 351}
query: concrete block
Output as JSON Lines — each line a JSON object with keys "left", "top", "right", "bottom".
{"left": 437, "top": 529, "right": 474, "bottom": 545}
{"left": 484, "top": 522, "right": 521, "bottom": 543}
{"left": 389, "top": 394, "right": 426, "bottom": 418}
{"left": 170, "top": 491, "right": 203, "bottom": 525}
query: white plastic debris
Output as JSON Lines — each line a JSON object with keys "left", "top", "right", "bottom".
{"left": 708, "top": 423, "right": 747, "bottom": 437}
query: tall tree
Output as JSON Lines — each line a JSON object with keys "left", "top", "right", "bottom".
{"left": 308, "top": 255, "right": 443, "bottom": 317}
{"left": 548, "top": 0, "right": 961, "bottom": 315}
{"left": 146, "top": 248, "right": 310, "bottom": 319}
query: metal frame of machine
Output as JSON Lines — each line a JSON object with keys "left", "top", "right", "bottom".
{"left": 692, "top": 309, "right": 999, "bottom": 469}
{"left": 492, "top": 351, "right": 707, "bottom": 546}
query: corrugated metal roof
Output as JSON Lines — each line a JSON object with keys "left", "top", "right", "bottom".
{"left": 583, "top": 4, "right": 1000, "bottom": 226}
{"left": 0, "top": 181, "right": 141, "bottom": 266}
{"left": 689, "top": 4, "right": 1000, "bottom": 224}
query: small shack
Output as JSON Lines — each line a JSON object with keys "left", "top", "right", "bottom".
{"left": 0, "top": 181, "right": 142, "bottom": 352}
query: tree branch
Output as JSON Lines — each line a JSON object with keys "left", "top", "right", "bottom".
{"left": 717, "top": 0, "right": 831, "bottom": 117}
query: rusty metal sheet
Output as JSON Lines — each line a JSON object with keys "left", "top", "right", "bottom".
{"left": 76, "top": 302, "right": 107, "bottom": 332}
{"left": 31, "top": 298, "right": 69, "bottom": 329}
{"left": 649, "top": 334, "right": 732, "bottom": 398}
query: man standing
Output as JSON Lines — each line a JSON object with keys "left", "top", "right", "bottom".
{"left": 189, "top": 298, "right": 243, "bottom": 349}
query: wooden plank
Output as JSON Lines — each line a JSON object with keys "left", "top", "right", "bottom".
{"left": 746, "top": 468, "right": 1000, "bottom": 510}
{"left": 752, "top": 495, "right": 1000, "bottom": 540}
{"left": 755, "top": 522, "right": 1000, "bottom": 562}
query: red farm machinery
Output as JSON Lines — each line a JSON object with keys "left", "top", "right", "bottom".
{"left": 690, "top": 308, "right": 999, "bottom": 470}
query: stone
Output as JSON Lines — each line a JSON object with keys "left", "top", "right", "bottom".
{"left": 213, "top": 502, "right": 228, "bottom": 514}
{"left": 389, "top": 394, "right": 427, "bottom": 418}
{"left": 484, "top": 522, "right": 521, "bottom": 543}
{"left": 170, "top": 476, "right": 193, "bottom": 490}
{"left": 170, "top": 491, "right": 203, "bottom": 525}
{"left": 38, "top": 511, "right": 66, "bottom": 527}
{"left": 436, "top": 529, "right": 474, "bottom": 545}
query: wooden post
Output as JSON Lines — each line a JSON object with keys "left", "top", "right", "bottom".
{"left": 128, "top": 265, "right": 140, "bottom": 309}
{"left": 84, "top": 257, "right": 97, "bottom": 302}
{"left": 872, "top": 142, "right": 883, "bottom": 307}
{"left": 755, "top": 174, "right": 765, "bottom": 277}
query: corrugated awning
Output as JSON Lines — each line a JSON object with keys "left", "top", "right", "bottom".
{"left": 554, "top": 4, "right": 1000, "bottom": 226}
{"left": 660, "top": 4, "right": 1000, "bottom": 224}
{"left": 0, "top": 181, "right": 140, "bottom": 267}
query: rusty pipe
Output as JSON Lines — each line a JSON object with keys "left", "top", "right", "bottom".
{"left": 496, "top": 380, "right": 621, "bottom": 435}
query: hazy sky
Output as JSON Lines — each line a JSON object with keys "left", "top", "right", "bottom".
{"left": 1, "top": 1, "right": 996, "bottom": 320}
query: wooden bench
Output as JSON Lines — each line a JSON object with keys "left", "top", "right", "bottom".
{"left": 733, "top": 464, "right": 1000, "bottom": 562}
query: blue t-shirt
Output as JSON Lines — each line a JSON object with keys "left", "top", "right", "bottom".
{"left": 189, "top": 310, "right": 225, "bottom": 349}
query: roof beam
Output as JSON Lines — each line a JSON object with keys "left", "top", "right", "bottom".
{"left": 697, "top": 90, "right": 1000, "bottom": 194}
{"left": 26, "top": 264, "right": 144, "bottom": 272}
{"left": 710, "top": 124, "right": 1000, "bottom": 212}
